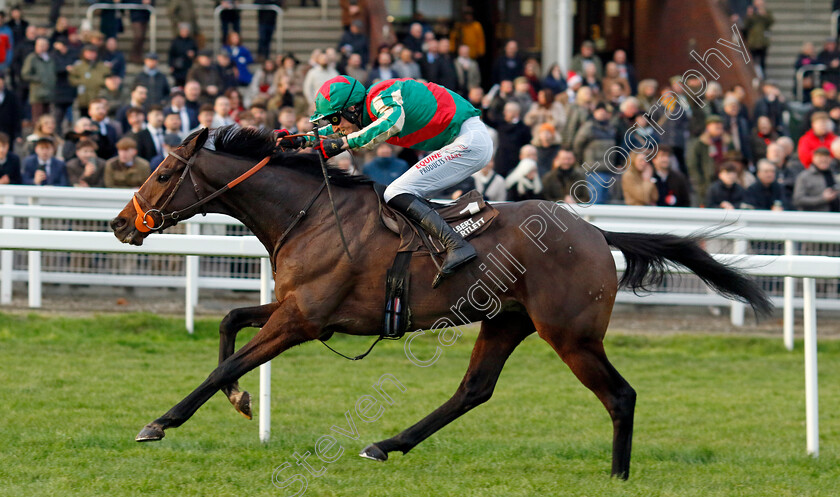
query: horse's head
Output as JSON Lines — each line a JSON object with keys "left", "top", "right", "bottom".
{"left": 110, "top": 128, "right": 210, "bottom": 245}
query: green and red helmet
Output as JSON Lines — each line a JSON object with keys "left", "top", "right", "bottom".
{"left": 310, "top": 75, "right": 367, "bottom": 124}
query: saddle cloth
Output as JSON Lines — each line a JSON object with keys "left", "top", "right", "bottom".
{"left": 376, "top": 188, "right": 499, "bottom": 253}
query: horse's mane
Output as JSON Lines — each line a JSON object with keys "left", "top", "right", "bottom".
{"left": 194, "top": 125, "right": 373, "bottom": 188}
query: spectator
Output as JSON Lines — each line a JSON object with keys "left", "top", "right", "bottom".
{"left": 541, "top": 148, "right": 590, "bottom": 204}
{"left": 362, "top": 143, "right": 410, "bottom": 185}
{"left": 772, "top": 137, "right": 804, "bottom": 209}
{"left": 743, "top": 0, "right": 773, "bottom": 78}
{"left": 687, "top": 115, "right": 731, "bottom": 205}
{"left": 101, "top": 37, "right": 126, "bottom": 79}
{"left": 524, "top": 88, "right": 566, "bottom": 137}
{"left": 100, "top": 74, "right": 125, "bottom": 118}
{"left": 636, "top": 78, "right": 659, "bottom": 113}
{"left": 570, "top": 40, "right": 603, "bottom": 80}
{"left": 134, "top": 52, "right": 170, "bottom": 107}
{"left": 0, "top": 13, "right": 13, "bottom": 73}
{"left": 706, "top": 162, "right": 745, "bottom": 209}
{"left": 510, "top": 77, "right": 535, "bottom": 120}
{"left": 223, "top": 32, "right": 253, "bottom": 86}
{"left": 150, "top": 133, "right": 182, "bottom": 172}
{"left": 275, "top": 106, "right": 298, "bottom": 133}
{"left": 701, "top": 81, "right": 725, "bottom": 118}
{"left": 818, "top": 37, "right": 840, "bottom": 86}
{"left": 492, "top": 101, "right": 531, "bottom": 177}
{"left": 104, "top": 137, "right": 151, "bottom": 188}
{"left": 753, "top": 81, "right": 787, "bottom": 135}
{"left": 750, "top": 116, "right": 778, "bottom": 161}
{"left": 124, "top": 0, "right": 155, "bottom": 65}
{"left": 134, "top": 105, "right": 165, "bottom": 160}
{"left": 211, "top": 96, "right": 235, "bottom": 128}
{"left": 50, "top": 40, "right": 76, "bottom": 129}
{"left": 793, "top": 147, "right": 839, "bottom": 211}
{"left": 612, "top": 49, "right": 637, "bottom": 94}
{"left": 253, "top": 0, "right": 283, "bottom": 62}
{"left": 722, "top": 94, "right": 753, "bottom": 167}
{"left": 472, "top": 160, "right": 506, "bottom": 202}
{"left": 655, "top": 77, "right": 692, "bottom": 176}
{"left": 533, "top": 122, "right": 562, "bottom": 178}
{"left": 216, "top": 0, "right": 240, "bottom": 40}
{"left": 492, "top": 40, "right": 524, "bottom": 84}
{"left": 573, "top": 102, "right": 618, "bottom": 203}
{"left": 0, "top": 132, "right": 22, "bottom": 185}
{"left": 338, "top": 20, "right": 369, "bottom": 67}
{"left": 248, "top": 102, "right": 270, "bottom": 130}
{"left": 798, "top": 112, "right": 837, "bottom": 168}
{"left": 164, "top": 91, "right": 197, "bottom": 134}
{"left": 794, "top": 42, "right": 818, "bottom": 102}
{"left": 601, "top": 62, "right": 630, "bottom": 102}
{"left": 434, "top": 39, "right": 460, "bottom": 91}
{"left": 11, "top": 25, "right": 36, "bottom": 103}
{"left": 163, "top": 112, "right": 183, "bottom": 140}
{"left": 611, "top": 97, "right": 644, "bottom": 152}
{"left": 7, "top": 6, "right": 28, "bottom": 45}
{"left": 303, "top": 52, "right": 338, "bottom": 106}
{"left": 402, "top": 22, "right": 424, "bottom": 59}
{"left": 370, "top": 51, "right": 398, "bottom": 83}
{"left": 343, "top": 53, "right": 369, "bottom": 87}
{"left": 62, "top": 117, "right": 98, "bottom": 160}
{"left": 804, "top": 88, "right": 832, "bottom": 124}
{"left": 116, "top": 84, "right": 149, "bottom": 132}
{"left": 67, "top": 44, "right": 109, "bottom": 118}
{"left": 246, "top": 58, "right": 276, "bottom": 106}
{"left": 561, "top": 86, "right": 593, "bottom": 146}
{"left": 183, "top": 80, "right": 204, "bottom": 115}
{"left": 169, "top": 23, "right": 197, "bottom": 87}
{"left": 505, "top": 145, "right": 542, "bottom": 201}
{"left": 25, "top": 114, "right": 63, "bottom": 158}
{"left": 88, "top": 99, "right": 119, "bottom": 160}
{"left": 125, "top": 107, "right": 147, "bottom": 136}
{"left": 622, "top": 151, "right": 658, "bottom": 206}
{"left": 580, "top": 62, "right": 601, "bottom": 94}
{"left": 0, "top": 74, "right": 22, "bottom": 141}
{"left": 449, "top": 6, "right": 485, "bottom": 62}
{"left": 392, "top": 47, "right": 420, "bottom": 80}
{"left": 743, "top": 159, "right": 784, "bottom": 210}
{"left": 65, "top": 138, "right": 105, "bottom": 187}
{"left": 21, "top": 37, "right": 56, "bottom": 122}
{"left": 214, "top": 52, "right": 239, "bottom": 92}
{"left": 23, "top": 137, "right": 68, "bottom": 186}
{"left": 187, "top": 51, "right": 225, "bottom": 98}
{"left": 542, "top": 64, "right": 567, "bottom": 95}
{"left": 168, "top": 0, "right": 200, "bottom": 40}
{"left": 192, "top": 104, "right": 216, "bottom": 132}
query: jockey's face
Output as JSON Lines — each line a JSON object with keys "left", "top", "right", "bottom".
{"left": 332, "top": 114, "right": 360, "bottom": 136}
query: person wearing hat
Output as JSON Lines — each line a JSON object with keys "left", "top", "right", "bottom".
{"left": 104, "top": 137, "right": 151, "bottom": 188}
{"left": 280, "top": 75, "right": 492, "bottom": 288}
{"left": 133, "top": 51, "right": 170, "bottom": 107}
{"left": 794, "top": 146, "right": 840, "bottom": 211}
{"left": 22, "top": 136, "right": 69, "bottom": 186}
{"left": 686, "top": 114, "right": 733, "bottom": 205}
{"left": 69, "top": 44, "right": 110, "bottom": 116}
{"left": 798, "top": 111, "right": 837, "bottom": 168}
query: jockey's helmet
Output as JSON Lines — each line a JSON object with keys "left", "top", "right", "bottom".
{"left": 310, "top": 75, "right": 367, "bottom": 127}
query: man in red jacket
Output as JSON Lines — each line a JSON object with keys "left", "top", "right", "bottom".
{"left": 798, "top": 112, "right": 837, "bottom": 168}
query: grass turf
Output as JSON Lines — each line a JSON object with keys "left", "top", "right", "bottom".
{"left": 0, "top": 311, "right": 838, "bottom": 497}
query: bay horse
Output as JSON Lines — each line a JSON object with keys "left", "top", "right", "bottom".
{"left": 110, "top": 126, "right": 771, "bottom": 479}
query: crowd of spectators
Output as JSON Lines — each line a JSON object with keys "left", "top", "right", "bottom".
{"left": 0, "top": 1, "right": 839, "bottom": 214}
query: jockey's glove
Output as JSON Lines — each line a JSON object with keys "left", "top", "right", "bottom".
{"left": 318, "top": 138, "right": 345, "bottom": 159}
{"left": 275, "top": 129, "right": 306, "bottom": 151}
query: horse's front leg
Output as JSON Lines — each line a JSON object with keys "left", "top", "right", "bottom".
{"left": 218, "top": 302, "right": 281, "bottom": 419}
{"left": 136, "top": 298, "right": 316, "bottom": 442}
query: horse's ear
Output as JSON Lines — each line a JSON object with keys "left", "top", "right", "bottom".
{"left": 184, "top": 127, "right": 210, "bottom": 156}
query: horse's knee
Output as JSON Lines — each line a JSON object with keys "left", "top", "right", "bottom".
{"left": 610, "top": 386, "right": 636, "bottom": 422}
{"left": 459, "top": 377, "right": 495, "bottom": 410}
{"left": 219, "top": 310, "right": 241, "bottom": 336}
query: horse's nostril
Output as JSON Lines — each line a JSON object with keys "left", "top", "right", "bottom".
{"left": 110, "top": 217, "right": 127, "bottom": 231}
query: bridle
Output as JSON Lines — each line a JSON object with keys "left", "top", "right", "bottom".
{"left": 132, "top": 149, "right": 271, "bottom": 233}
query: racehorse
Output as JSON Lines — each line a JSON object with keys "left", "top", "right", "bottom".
{"left": 110, "top": 126, "right": 772, "bottom": 479}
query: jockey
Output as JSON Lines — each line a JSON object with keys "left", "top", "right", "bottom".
{"left": 279, "top": 75, "right": 493, "bottom": 288}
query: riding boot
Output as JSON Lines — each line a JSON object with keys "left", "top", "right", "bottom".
{"left": 389, "top": 193, "right": 477, "bottom": 288}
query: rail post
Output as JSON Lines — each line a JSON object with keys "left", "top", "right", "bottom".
{"left": 27, "top": 196, "right": 41, "bottom": 308}
{"left": 1, "top": 195, "right": 13, "bottom": 304}
{"left": 784, "top": 240, "right": 795, "bottom": 350}
{"left": 259, "top": 257, "right": 273, "bottom": 442}
{"left": 803, "top": 277, "right": 818, "bottom": 456}
{"left": 185, "top": 223, "right": 200, "bottom": 334}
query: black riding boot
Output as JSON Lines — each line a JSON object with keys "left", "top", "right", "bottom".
{"left": 388, "top": 193, "right": 477, "bottom": 288}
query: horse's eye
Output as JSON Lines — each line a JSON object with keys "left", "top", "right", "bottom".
{"left": 157, "top": 173, "right": 171, "bottom": 183}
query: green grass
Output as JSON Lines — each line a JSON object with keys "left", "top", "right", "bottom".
{"left": 0, "top": 312, "right": 838, "bottom": 497}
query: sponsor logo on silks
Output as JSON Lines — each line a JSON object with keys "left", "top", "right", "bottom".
{"left": 415, "top": 145, "right": 469, "bottom": 176}
{"left": 453, "top": 216, "right": 485, "bottom": 237}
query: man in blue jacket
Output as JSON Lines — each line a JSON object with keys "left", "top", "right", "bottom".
{"left": 22, "top": 137, "right": 69, "bottom": 186}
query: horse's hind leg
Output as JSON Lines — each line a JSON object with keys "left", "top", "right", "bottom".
{"left": 360, "top": 312, "right": 534, "bottom": 461}
{"left": 218, "top": 302, "right": 280, "bottom": 419}
{"left": 540, "top": 327, "right": 636, "bottom": 479}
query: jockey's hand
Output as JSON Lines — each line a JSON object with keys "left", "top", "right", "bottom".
{"left": 275, "top": 129, "right": 306, "bottom": 151}
{"left": 318, "top": 138, "right": 345, "bottom": 159}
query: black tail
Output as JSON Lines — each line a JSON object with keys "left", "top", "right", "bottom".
{"left": 599, "top": 229, "right": 773, "bottom": 318}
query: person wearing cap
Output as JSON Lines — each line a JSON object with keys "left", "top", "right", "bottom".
{"left": 22, "top": 136, "right": 69, "bottom": 186}
{"left": 280, "top": 75, "right": 491, "bottom": 288}
{"left": 133, "top": 52, "right": 170, "bottom": 107}
{"left": 798, "top": 111, "right": 837, "bottom": 168}
{"left": 570, "top": 40, "right": 604, "bottom": 81}
{"left": 69, "top": 44, "right": 110, "bottom": 115}
{"left": 794, "top": 146, "right": 840, "bottom": 212}
{"left": 572, "top": 102, "right": 618, "bottom": 203}
{"left": 687, "top": 114, "right": 732, "bottom": 205}
{"left": 21, "top": 37, "right": 57, "bottom": 123}
{"left": 104, "top": 137, "right": 151, "bottom": 188}
{"left": 168, "top": 23, "right": 198, "bottom": 87}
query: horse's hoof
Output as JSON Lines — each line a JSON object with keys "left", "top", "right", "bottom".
{"left": 359, "top": 444, "right": 388, "bottom": 462}
{"left": 135, "top": 424, "right": 165, "bottom": 442}
{"left": 232, "top": 391, "right": 252, "bottom": 420}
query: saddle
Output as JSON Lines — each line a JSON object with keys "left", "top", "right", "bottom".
{"left": 372, "top": 185, "right": 500, "bottom": 339}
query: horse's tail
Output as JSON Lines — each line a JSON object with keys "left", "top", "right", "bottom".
{"left": 598, "top": 229, "right": 773, "bottom": 317}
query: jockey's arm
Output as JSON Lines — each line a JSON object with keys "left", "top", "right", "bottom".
{"left": 344, "top": 90, "right": 406, "bottom": 151}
